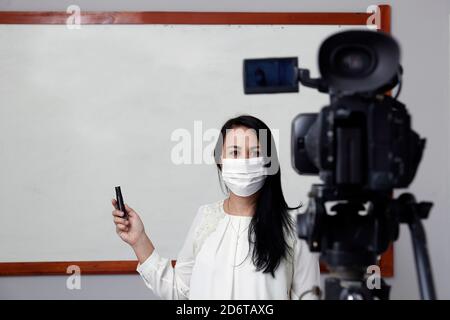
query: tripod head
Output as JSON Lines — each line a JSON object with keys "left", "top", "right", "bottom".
{"left": 297, "top": 186, "right": 391, "bottom": 279}
{"left": 297, "top": 185, "right": 434, "bottom": 299}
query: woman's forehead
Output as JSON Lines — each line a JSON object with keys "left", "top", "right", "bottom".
{"left": 224, "top": 127, "right": 259, "bottom": 145}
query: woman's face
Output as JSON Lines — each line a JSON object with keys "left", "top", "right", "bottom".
{"left": 222, "top": 125, "right": 260, "bottom": 160}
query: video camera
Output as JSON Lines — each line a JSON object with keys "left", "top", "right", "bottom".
{"left": 243, "top": 30, "right": 436, "bottom": 300}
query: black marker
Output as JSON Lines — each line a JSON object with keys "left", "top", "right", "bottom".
{"left": 115, "top": 186, "right": 128, "bottom": 220}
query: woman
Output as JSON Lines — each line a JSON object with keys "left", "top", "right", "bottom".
{"left": 111, "top": 115, "right": 320, "bottom": 300}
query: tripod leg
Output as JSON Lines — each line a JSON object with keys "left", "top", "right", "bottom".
{"left": 408, "top": 214, "right": 437, "bottom": 300}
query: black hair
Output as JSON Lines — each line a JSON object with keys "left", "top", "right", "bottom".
{"left": 214, "top": 115, "right": 300, "bottom": 277}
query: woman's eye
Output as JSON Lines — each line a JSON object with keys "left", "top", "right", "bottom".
{"left": 250, "top": 150, "right": 260, "bottom": 158}
{"left": 230, "top": 150, "right": 239, "bottom": 158}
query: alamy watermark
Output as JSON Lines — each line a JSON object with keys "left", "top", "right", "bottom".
{"left": 366, "top": 5, "right": 382, "bottom": 30}
{"left": 366, "top": 265, "right": 382, "bottom": 290}
{"left": 66, "top": 5, "right": 81, "bottom": 30}
{"left": 66, "top": 265, "right": 81, "bottom": 290}
{"left": 170, "top": 121, "right": 281, "bottom": 174}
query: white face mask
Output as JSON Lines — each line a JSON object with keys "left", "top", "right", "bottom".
{"left": 221, "top": 157, "right": 267, "bottom": 197}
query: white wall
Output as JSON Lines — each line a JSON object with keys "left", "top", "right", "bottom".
{"left": 0, "top": 0, "right": 449, "bottom": 300}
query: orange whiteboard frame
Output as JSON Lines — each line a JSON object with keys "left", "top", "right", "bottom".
{"left": 0, "top": 5, "right": 393, "bottom": 277}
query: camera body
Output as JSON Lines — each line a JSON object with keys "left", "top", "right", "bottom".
{"left": 292, "top": 94, "right": 424, "bottom": 191}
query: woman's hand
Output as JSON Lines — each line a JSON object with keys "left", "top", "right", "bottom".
{"left": 111, "top": 199, "right": 146, "bottom": 247}
{"left": 111, "top": 199, "right": 155, "bottom": 263}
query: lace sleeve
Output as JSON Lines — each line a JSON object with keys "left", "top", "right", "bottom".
{"left": 136, "top": 205, "right": 205, "bottom": 299}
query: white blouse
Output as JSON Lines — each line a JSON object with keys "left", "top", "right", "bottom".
{"left": 136, "top": 199, "right": 321, "bottom": 300}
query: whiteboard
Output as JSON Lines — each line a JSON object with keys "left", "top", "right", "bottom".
{"left": 0, "top": 24, "right": 365, "bottom": 262}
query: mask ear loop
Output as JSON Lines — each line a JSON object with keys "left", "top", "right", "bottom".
{"left": 216, "top": 166, "right": 230, "bottom": 196}
{"left": 216, "top": 158, "right": 230, "bottom": 196}
{"left": 213, "top": 131, "right": 228, "bottom": 195}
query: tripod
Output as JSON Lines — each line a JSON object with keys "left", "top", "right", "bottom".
{"left": 297, "top": 185, "right": 437, "bottom": 300}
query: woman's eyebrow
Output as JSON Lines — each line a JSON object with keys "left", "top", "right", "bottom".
{"left": 227, "top": 145, "right": 241, "bottom": 149}
{"left": 250, "top": 146, "right": 260, "bottom": 150}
